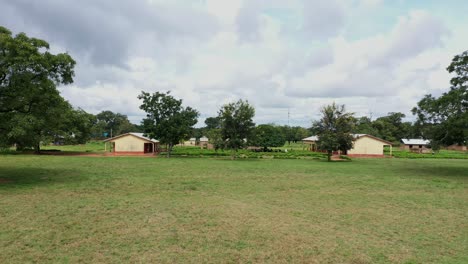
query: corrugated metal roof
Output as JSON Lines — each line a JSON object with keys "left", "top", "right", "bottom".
{"left": 303, "top": 134, "right": 393, "bottom": 145}
{"left": 302, "top": 136, "right": 319, "bottom": 141}
{"left": 401, "top": 138, "right": 430, "bottom": 145}
{"left": 199, "top": 136, "right": 209, "bottom": 142}
{"left": 104, "top": 132, "right": 159, "bottom": 143}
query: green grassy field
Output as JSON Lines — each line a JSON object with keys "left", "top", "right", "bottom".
{"left": 0, "top": 156, "right": 467, "bottom": 263}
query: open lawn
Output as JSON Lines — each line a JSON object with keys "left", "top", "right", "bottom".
{"left": 0, "top": 156, "right": 467, "bottom": 263}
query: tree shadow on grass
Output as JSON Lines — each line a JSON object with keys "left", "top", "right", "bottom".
{"left": 395, "top": 164, "right": 468, "bottom": 179}
{"left": 0, "top": 166, "right": 87, "bottom": 188}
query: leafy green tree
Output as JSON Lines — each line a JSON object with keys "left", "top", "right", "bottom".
{"left": 139, "top": 91, "right": 199, "bottom": 157}
{"left": 95, "top": 110, "right": 136, "bottom": 137}
{"left": 314, "top": 103, "right": 355, "bottom": 161}
{"left": 412, "top": 50, "right": 468, "bottom": 147}
{"left": 250, "top": 124, "right": 285, "bottom": 151}
{"left": 0, "top": 26, "right": 75, "bottom": 114}
{"left": 292, "top": 126, "right": 309, "bottom": 143}
{"left": 205, "top": 117, "right": 221, "bottom": 129}
{"left": 7, "top": 87, "right": 73, "bottom": 152}
{"left": 218, "top": 99, "right": 255, "bottom": 158}
{"left": 354, "top": 116, "right": 378, "bottom": 135}
{"left": 0, "top": 26, "right": 76, "bottom": 151}
{"left": 66, "top": 108, "right": 97, "bottom": 144}
{"left": 206, "top": 128, "right": 224, "bottom": 151}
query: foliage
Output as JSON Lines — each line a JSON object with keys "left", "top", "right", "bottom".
{"left": 139, "top": 91, "right": 199, "bottom": 157}
{"left": 314, "top": 103, "right": 355, "bottom": 161}
{"left": 388, "top": 148, "right": 468, "bottom": 159}
{"left": 65, "top": 108, "right": 97, "bottom": 144}
{"left": 0, "top": 26, "right": 76, "bottom": 151}
{"left": 250, "top": 124, "right": 286, "bottom": 151}
{"left": 353, "top": 113, "right": 415, "bottom": 143}
{"left": 204, "top": 116, "right": 221, "bottom": 129}
{"left": 218, "top": 99, "right": 255, "bottom": 158}
{"left": 412, "top": 50, "right": 468, "bottom": 147}
{"left": 206, "top": 128, "right": 224, "bottom": 151}
{"left": 93, "top": 110, "right": 138, "bottom": 138}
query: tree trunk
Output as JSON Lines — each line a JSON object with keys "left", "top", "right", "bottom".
{"left": 34, "top": 143, "right": 41, "bottom": 154}
{"left": 231, "top": 149, "right": 236, "bottom": 160}
{"left": 167, "top": 143, "right": 172, "bottom": 158}
{"left": 327, "top": 150, "right": 332, "bottom": 162}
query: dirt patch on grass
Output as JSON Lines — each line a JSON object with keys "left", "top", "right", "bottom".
{"left": 0, "top": 178, "right": 13, "bottom": 184}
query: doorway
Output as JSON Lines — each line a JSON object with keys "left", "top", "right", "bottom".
{"left": 144, "top": 143, "right": 153, "bottom": 153}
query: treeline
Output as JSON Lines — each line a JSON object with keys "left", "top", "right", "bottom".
{"left": 1, "top": 26, "right": 466, "bottom": 155}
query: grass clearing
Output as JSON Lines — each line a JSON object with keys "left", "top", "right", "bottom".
{"left": 0, "top": 156, "right": 467, "bottom": 263}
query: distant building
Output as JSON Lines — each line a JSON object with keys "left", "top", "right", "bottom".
{"left": 400, "top": 139, "right": 431, "bottom": 153}
{"left": 445, "top": 144, "right": 467, "bottom": 152}
{"left": 103, "top": 132, "right": 159, "bottom": 155}
{"left": 181, "top": 137, "right": 197, "bottom": 146}
{"left": 199, "top": 136, "right": 212, "bottom": 149}
{"left": 302, "top": 134, "right": 393, "bottom": 157}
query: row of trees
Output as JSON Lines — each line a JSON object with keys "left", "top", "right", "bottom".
{"left": 1, "top": 26, "right": 466, "bottom": 157}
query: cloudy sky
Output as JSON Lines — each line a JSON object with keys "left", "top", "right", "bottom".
{"left": 1, "top": 0, "right": 467, "bottom": 126}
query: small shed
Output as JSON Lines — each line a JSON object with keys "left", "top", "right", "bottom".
{"left": 103, "top": 132, "right": 159, "bottom": 155}
{"left": 199, "top": 136, "right": 212, "bottom": 149}
{"left": 302, "top": 136, "right": 319, "bottom": 151}
{"left": 401, "top": 139, "right": 430, "bottom": 153}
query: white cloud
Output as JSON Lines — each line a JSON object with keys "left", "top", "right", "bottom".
{"left": 1, "top": 0, "right": 463, "bottom": 127}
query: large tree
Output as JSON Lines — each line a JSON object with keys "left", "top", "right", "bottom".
{"left": 0, "top": 26, "right": 75, "bottom": 114}
{"left": 250, "top": 124, "right": 285, "bottom": 151}
{"left": 412, "top": 50, "right": 468, "bottom": 147}
{"left": 314, "top": 103, "right": 355, "bottom": 161}
{"left": 0, "top": 26, "right": 76, "bottom": 151}
{"left": 94, "top": 110, "right": 136, "bottom": 138}
{"left": 138, "top": 91, "right": 199, "bottom": 157}
{"left": 218, "top": 99, "right": 255, "bottom": 158}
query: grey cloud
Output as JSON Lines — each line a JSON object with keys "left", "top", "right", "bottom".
{"left": 236, "top": 0, "right": 265, "bottom": 42}
{"left": 301, "top": 0, "right": 346, "bottom": 39}
{"left": 372, "top": 12, "right": 450, "bottom": 67}
{"left": 0, "top": 0, "right": 220, "bottom": 66}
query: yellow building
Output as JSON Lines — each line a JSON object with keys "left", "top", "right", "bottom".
{"left": 348, "top": 134, "right": 393, "bottom": 156}
{"left": 103, "top": 133, "right": 159, "bottom": 155}
{"left": 302, "top": 134, "right": 393, "bottom": 157}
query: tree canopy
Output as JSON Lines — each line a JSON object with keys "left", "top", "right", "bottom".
{"left": 93, "top": 110, "right": 138, "bottom": 138}
{"left": 139, "top": 91, "right": 199, "bottom": 157}
{"left": 250, "top": 124, "right": 285, "bottom": 151}
{"left": 412, "top": 50, "right": 468, "bottom": 147}
{"left": 218, "top": 99, "right": 255, "bottom": 158}
{"left": 0, "top": 26, "right": 76, "bottom": 151}
{"left": 314, "top": 103, "right": 355, "bottom": 161}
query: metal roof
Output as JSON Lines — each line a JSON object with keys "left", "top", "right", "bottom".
{"left": 199, "top": 136, "right": 209, "bottom": 142}
{"left": 104, "top": 132, "right": 159, "bottom": 143}
{"left": 401, "top": 138, "right": 430, "bottom": 145}
{"left": 302, "top": 136, "right": 319, "bottom": 141}
{"left": 303, "top": 134, "right": 393, "bottom": 145}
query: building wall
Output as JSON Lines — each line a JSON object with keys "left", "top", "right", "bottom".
{"left": 112, "top": 135, "right": 149, "bottom": 152}
{"left": 401, "top": 144, "right": 430, "bottom": 151}
{"left": 348, "top": 136, "right": 386, "bottom": 155}
{"left": 446, "top": 145, "right": 467, "bottom": 151}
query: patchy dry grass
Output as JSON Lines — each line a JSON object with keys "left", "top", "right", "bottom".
{"left": 0, "top": 156, "right": 467, "bottom": 263}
